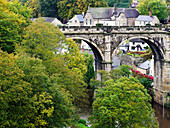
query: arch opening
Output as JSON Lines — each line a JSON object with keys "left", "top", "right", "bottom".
{"left": 66, "top": 36, "right": 104, "bottom": 79}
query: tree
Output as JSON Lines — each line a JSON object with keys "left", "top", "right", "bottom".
{"left": 20, "top": 0, "right": 41, "bottom": 17}
{"left": 39, "top": 0, "right": 61, "bottom": 17}
{"left": 63, "top": 38, "right": 87, "bottom": 76}
{"left": 15, "top": 54, "right": 76, "bottom": 127}
{"left": 84, "top": 53, "right": 95, "bottom": 86}
{"left": 57, "top": 0, "right": 107, "bottom": 22}
{"left": 104, "top": 0, "right": 131, "bottom": 7}
{"left": 166, "top": 0, "right": 170, "bottom": 19}
{"left": 17, "top": 17, "right": 65, "bottom": 60}
{"left": 93, "top": 65, "right": 132, "bottom": 88}
{"left": 0, "top": 50, "right": 34, "bottom": 127}
{"left": 89, "top": 77, "right": 159, "bottom": 128}
{"left": 138, "top": 0, "right": 167, "bottom": 20}
{"left": 0, "top": 0, "right": 32, "bottom": 53}
{"left": 17, "top": 19, "right": 89, "bottom": 108}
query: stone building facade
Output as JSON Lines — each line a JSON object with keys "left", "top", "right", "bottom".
{"left": 84, "top": 6, "right": 139, "bottom": 26}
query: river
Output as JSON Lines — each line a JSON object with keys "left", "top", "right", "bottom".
{"left": 153, "top": 102, "right": 170, "bottom": 128}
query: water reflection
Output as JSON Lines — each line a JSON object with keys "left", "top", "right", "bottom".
{"left": 153, "top": 102, "right": 170, "bottom": 128}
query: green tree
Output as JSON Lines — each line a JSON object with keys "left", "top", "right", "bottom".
{"left": 89, "top": 77, "right": 159, "bottom": 128}
{"left": 57, "top": 0, "right": 107, "bottom": 22}
{"left": 84, "top": 53, "right": 95, "bottom": 86}
{"left": 0, "top": 50, "right": 34, "bottom": 127}
{"left": 39, "top": 0, "right": 61, "bottom": 17}
{"left": 104, "top": 0, "right": 131, "bottom": 7}
{"left": 15, "top": 54, "right": 76, "bottom": 127}
{"left": 166, "top": 0, "right": 170, "bottom": 18}
{"left": 138, "top": 0, "right": 167, "bottom": 20}
{"left": 63, "top": 38, "right": 87, "bottom": 76}
{"left": 17, "top": 17, "right": 65, "bottom": 60}
{"left": 118, "top": 64, "right": 132, "bottom": 77}
{"left": 17, "top": 19, "right": 89, "bottom": 108}
{"left": 20, "top": 0, "right": 41, "bottom": 17}
{"left": 0, "top": 0, "right": 32, "bottom": 53}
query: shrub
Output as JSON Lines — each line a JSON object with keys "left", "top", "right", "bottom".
{"left": 78, "top": 119, "right": 87, "bottom": 126}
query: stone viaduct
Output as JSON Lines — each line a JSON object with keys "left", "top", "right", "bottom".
{"left": 59, "top": 26, "right": 170, "bottom": 106}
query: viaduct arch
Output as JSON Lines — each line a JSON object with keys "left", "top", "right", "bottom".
{"left": 59, "top": 26, "right": 170, "bottom": 106}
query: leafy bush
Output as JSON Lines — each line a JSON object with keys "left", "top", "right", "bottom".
{"left": 78, "top": 119, "right": 87, "bottom": 126}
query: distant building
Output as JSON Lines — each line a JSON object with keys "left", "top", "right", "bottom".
{"left": 31, "top": 17, "right": 63, "bottom": 26}
{"left": 135, "top": 15, "right": 160, "bottom": 26}
{"left": 136, "top": 57, "right": 154, "bottom": 76}
{"left": 131, "top": 0, "right": 139, "bottom": 8}
{"left": 84, "top": 5, "right": 139, "bottom": 26}
{"left": 67, "top": 14, "right": 84, "bottom": 26}
{"left": 119, "top": 39, "right": 149, "bottom": 52}
{"left": 80, "top": 41, "right": 91, "bottom": 50}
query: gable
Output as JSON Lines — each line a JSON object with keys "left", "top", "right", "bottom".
{"left": 87, "top": 7, "right": 139, "bottom": 19}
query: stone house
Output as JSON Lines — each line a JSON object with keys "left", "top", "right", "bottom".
{"left": 67, "top": 14, "right": 84, "bottom": 26}
{"left": 84, "top": 6, "right": 139, "bottom": 26}
{"left": 135, "top": 15, "right": 160, "bottom": 26}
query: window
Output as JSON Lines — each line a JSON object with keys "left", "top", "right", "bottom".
{"left": 133, "top": 42, "right": 135, "bottom": 45}
{"left": 86, "top": 19, "right": 88, "bottom": 25}
{"left": 90, "top": 19, "right": 92, "bottom": 25}
{"left": 131, "top": 46, "right": 136, "bottom": 50}
{"left": 75, "top": 20, "right": 77, "bottom": 23}
{"left": 142, "top": 42, "right": 145, "bottom": 44}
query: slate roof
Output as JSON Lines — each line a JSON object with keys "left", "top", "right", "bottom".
{"left": 43, "top": 17, "right": 56, "bottom": 23}
{"left": 138, "top": 60, "right": 150, "bottom": 70}
{"left": 69, "top": 15, "right": 84, "bottom": 22}
{"left": 87, "top": 7, "right": 139, "bottom": 19}
{"left": 135, "top": 15, "right": 157, "bottom": 22}
{"left": 31, "top": 17, "right": 58, "bottom": 23}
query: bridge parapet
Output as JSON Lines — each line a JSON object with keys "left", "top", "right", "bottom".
{"left": 59, "top": 26, "right": 170, "bottom": 34}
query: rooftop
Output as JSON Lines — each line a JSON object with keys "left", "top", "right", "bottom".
{"left": 135, "top": 15, "right": 157, "bottom": 22}
{"left": 87, "top": 7, "right": 139, "bottom": 19}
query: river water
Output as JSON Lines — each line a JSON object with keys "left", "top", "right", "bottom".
{"left": 153, "top": 102, "right": 170, "bottom": 128}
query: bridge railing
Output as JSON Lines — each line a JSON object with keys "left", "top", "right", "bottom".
{"left": 59, "top": 26, "right": 170, "bottom": 33}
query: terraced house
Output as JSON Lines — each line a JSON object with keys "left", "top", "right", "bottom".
{"left": 84, "top": 5, "right": 139, "bottom": 26}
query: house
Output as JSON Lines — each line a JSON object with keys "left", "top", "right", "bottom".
{"left": 136, "top": 57, "right": 154, "bottom": 77}
{"left": 67, "top": 14, "right": 84, "bottom": 26}
{"left": 131, "top": 0, "right": 139, "bottom": 8}
{"left": 135, "top": 15, "right": 160, "bottom": 26}
{"left": 84, "top": 5, "right": 139, "bottom": 26}
{"left": 31, "top": 17, "right": 63, "bottom": 26}
{"left": 119, "top": 38, "right": 149, "bottom": 53}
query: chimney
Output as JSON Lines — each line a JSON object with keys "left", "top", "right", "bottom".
{"left": 114, "top": 3, "right": 117, "bottom": 12}
{"left": 149, "top": 10, "right": 152, "bottom": 17}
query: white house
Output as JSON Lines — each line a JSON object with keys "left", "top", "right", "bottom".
{"left": 135, "top": 15, "right": 160, "bottom": 26}
{"left": 119, "top": 40, "right": 149, "bottom": 52}
{"left": 136, "top": 56, "right": 154, "bottom": 76}
{"left": 67, "top": 14, "right": 84, "bottom": 26}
